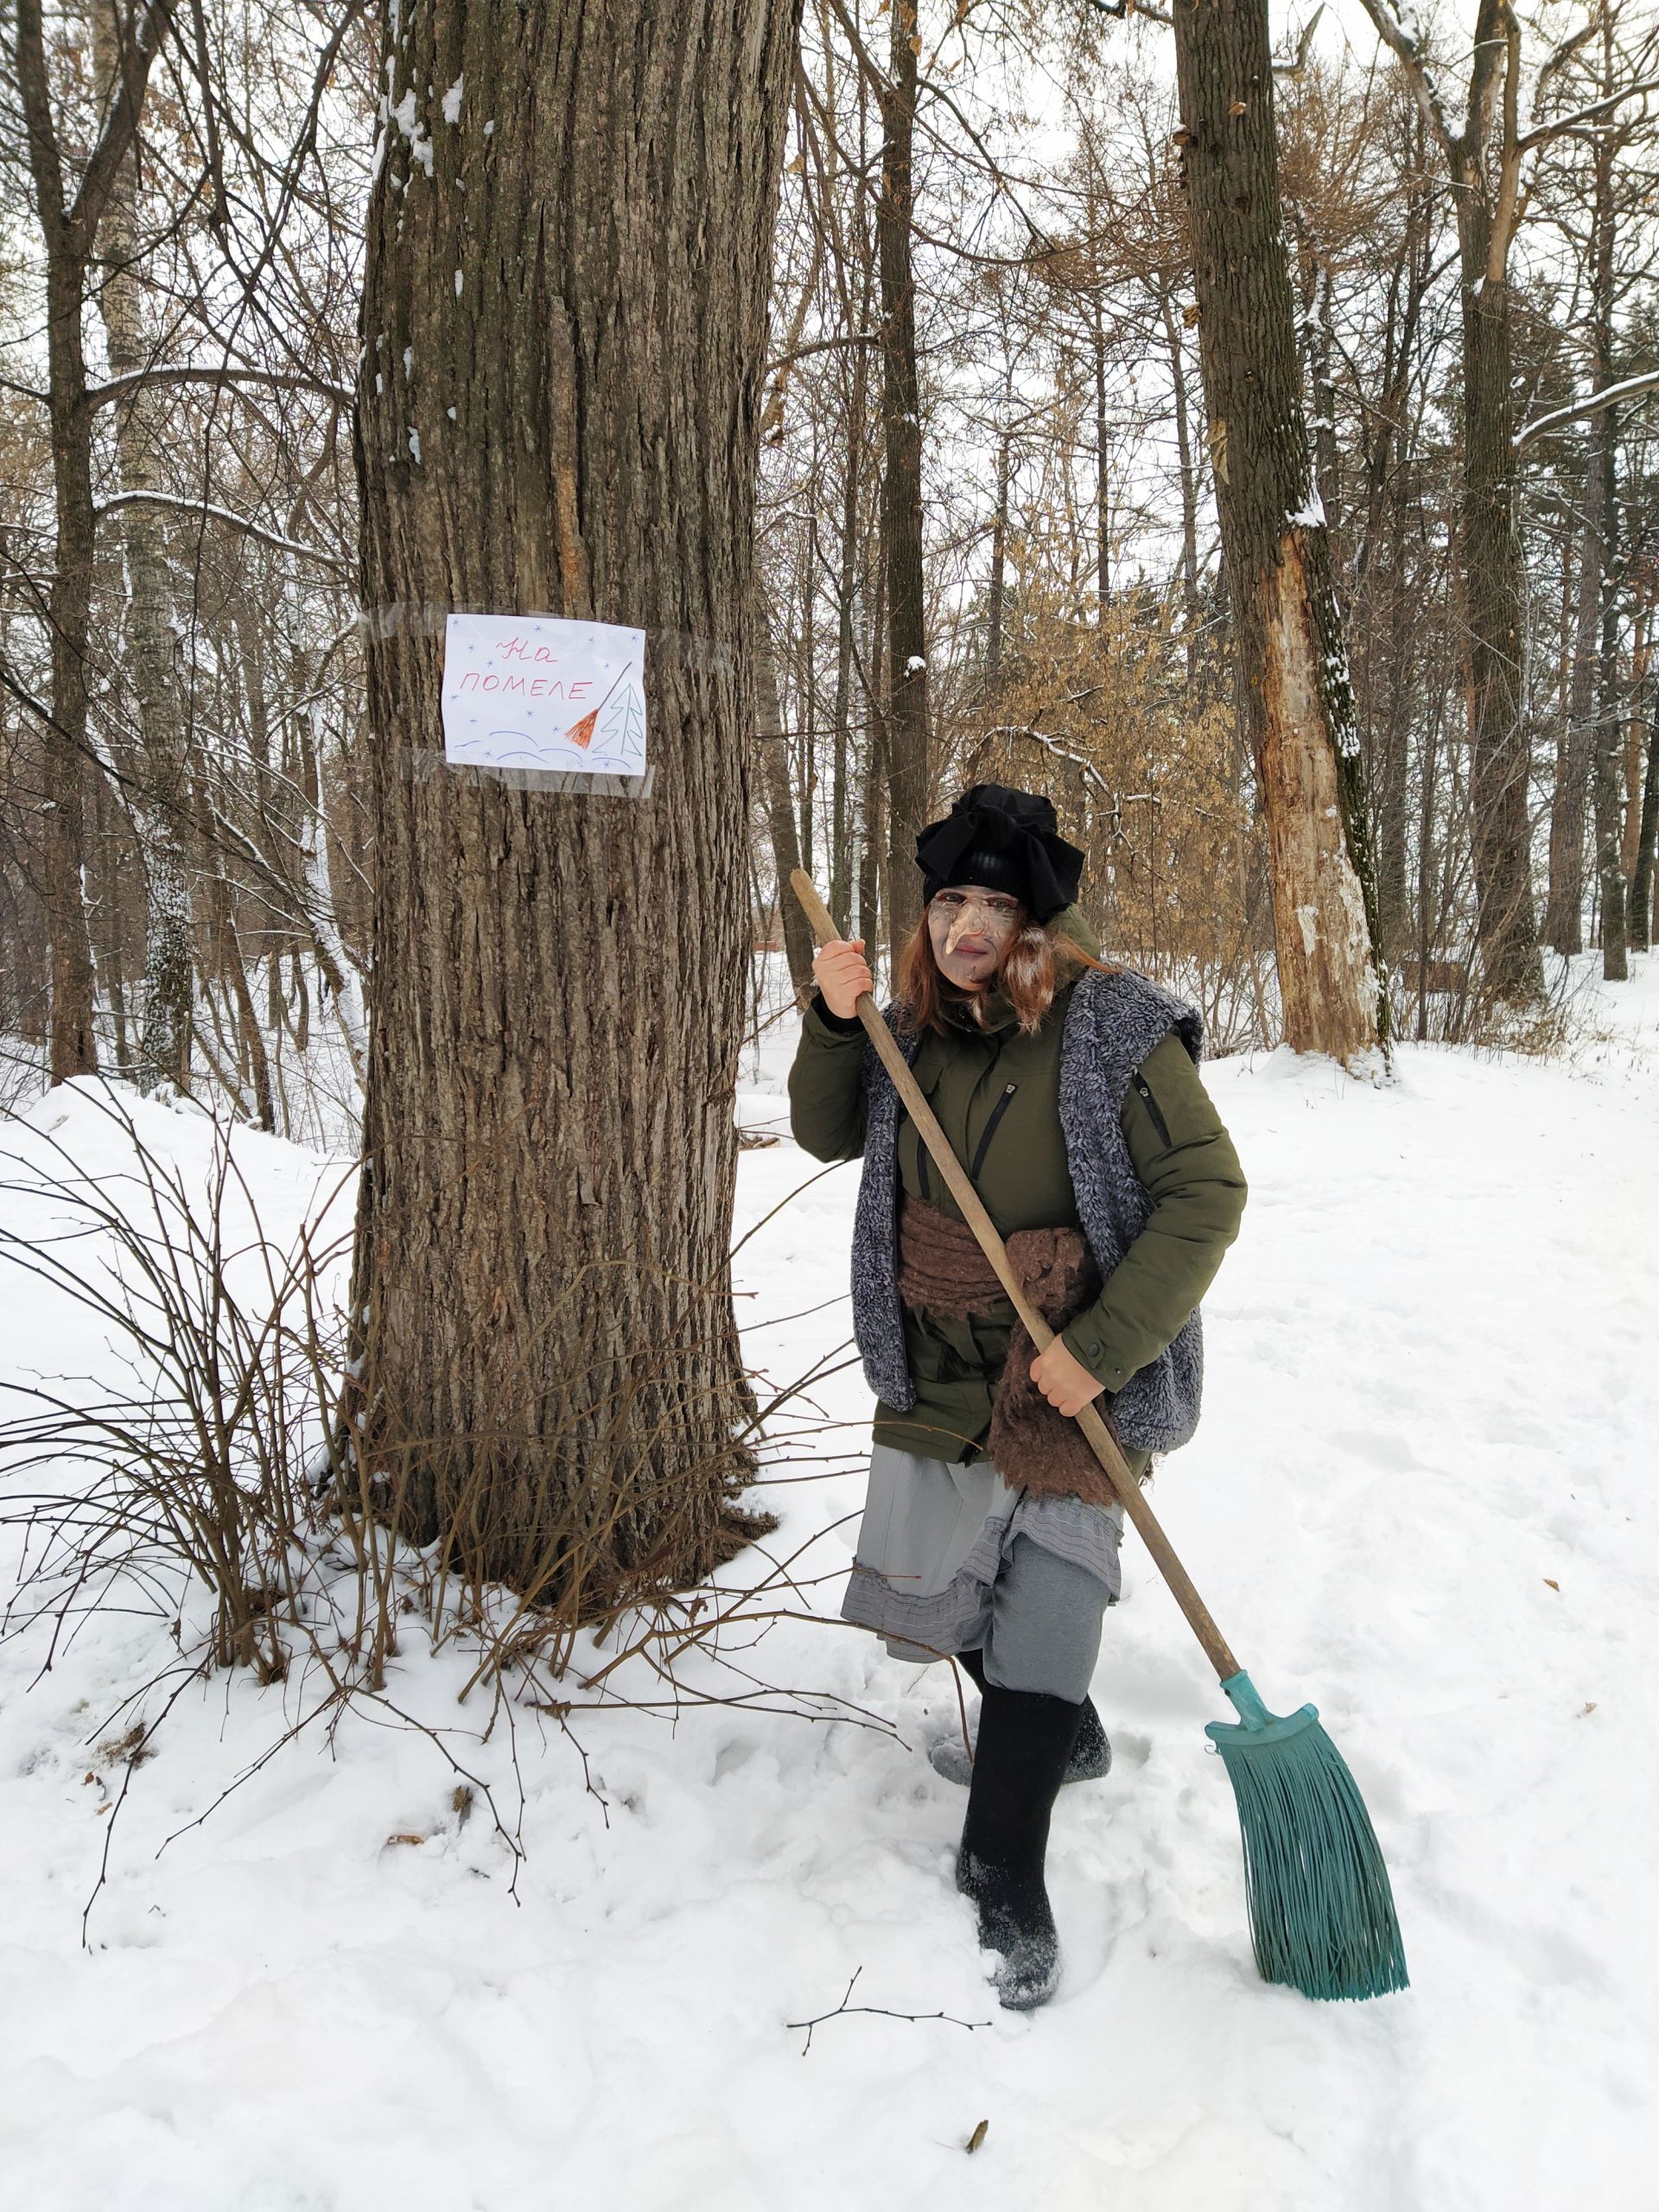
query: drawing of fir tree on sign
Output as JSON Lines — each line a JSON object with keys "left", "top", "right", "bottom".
{"left": 440, "top": 614, "right": 647, "bottom": 779}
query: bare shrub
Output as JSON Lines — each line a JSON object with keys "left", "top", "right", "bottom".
{"left": 0, "top": 1083, "right": 893, "bottom": 1926}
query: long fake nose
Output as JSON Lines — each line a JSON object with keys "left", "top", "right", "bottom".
{"left": 944, "top": 912, "right": 993, "bottom": 956}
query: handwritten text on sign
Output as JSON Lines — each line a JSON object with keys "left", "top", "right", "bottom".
{"left": 441, "top": 614, "right": 647, "bottom": 778}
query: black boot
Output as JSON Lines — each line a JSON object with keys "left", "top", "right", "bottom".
{"left": 954, "top": 1682, "right": 1084, "bottom": 2011}
{"left": 931, "top": 1649, "right": 1111, "bottom": 1789}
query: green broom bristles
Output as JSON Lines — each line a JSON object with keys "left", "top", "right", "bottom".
{"left": 1205, "top": 1671, "right": 1408, "bottom": 2002}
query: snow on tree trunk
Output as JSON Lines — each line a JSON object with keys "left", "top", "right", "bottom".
{"left": 350, "top": 0, "right": 798, "bottom": 1602}
{"left": 1172, "top": 0, "right": 1388, "bottom": 1069}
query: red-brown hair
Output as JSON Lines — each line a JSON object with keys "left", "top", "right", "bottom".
{"left": 894, "top": 905, "right": 1120, "bottom": 1039}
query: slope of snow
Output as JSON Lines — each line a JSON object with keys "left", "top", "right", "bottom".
{"left": 0, "top": 956, "right": 1655, "bottom": 2211}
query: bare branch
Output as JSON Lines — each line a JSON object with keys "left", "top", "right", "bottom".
{"left": 1517, "top": 75, "right": 1659, "bottom": 154}
{"left": 1351, "top": 0, "right": 1457, "bottom": 159}
{"left": 94, "top": 489, "right": 352, "bottom": 572}
{"left": 1515, "top": 369, "right": 1659, "bottom": 450}
{"left": 86, "top": 365, "right": 354, "bottom": 410}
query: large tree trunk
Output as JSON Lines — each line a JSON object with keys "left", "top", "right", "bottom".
{"left": 876, "top": 0, "right": 928, "bottom": 979}
{"left": 350, "top": 0, "right": 798, "bottom": 1606}
{"left": 1630, "top": 666, "right": 1658, "bottom": 955}
{"left": 1450, "top": 156, "right": 1543, "bottom": 1001}
{"left": 17, "top": 0, "right": 101, "bottom": 1084}
{"left": 828, "top": 320, "right": 868, "bottom": 934}
{"left": 1547, "top": 507, "right": 1598, "bottom": 957}
{"left": 1623, "top": 609, "right": 1649, "bottom": 889}
{"left": 92, "top": 0, "right": 194, "bottom": 1093}
{"left": 1587, "top": 94, "right": 1627, "bottom": 983}
{"left": 16, "top": 0, "right": 175, "bottom": 1087}
{"left": 1172, "top": 0, "right": 1388, "bottom": 1067}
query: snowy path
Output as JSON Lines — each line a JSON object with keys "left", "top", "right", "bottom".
{"left": 0, "top": 963, "right": 1655, "bottom": 2211}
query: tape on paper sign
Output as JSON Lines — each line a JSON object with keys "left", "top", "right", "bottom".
{"left": 441, "top": 613, "right": 647, "bottom": 785}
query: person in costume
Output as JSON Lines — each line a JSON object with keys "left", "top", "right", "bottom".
{"left": 786, "top": 784, "right": 1248, "bottom": 2009}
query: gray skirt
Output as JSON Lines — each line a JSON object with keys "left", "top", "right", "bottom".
{"left": 841, "top": 1441, "right": 1123, "bottom": 1664}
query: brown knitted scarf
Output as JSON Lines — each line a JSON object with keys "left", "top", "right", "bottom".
{"left": 895, "top": 1192, "right": 1121, "bottom": 1507}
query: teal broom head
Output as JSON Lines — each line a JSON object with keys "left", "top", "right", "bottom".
{"left": 1206, "top": 1671, "right": 1408, "bottom": 2002}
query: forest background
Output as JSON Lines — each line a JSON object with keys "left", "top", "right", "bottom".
{"left": 3, "top": 0, "right": 1657, "bottom": 1139}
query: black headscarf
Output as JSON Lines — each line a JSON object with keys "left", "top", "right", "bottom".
{"left": 914, "top": 784, "right": 1085, "bottom": 923}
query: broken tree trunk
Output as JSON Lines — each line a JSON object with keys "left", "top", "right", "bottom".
{"left": 1173, "top": 0, "right": 1389, "bottom": 1067}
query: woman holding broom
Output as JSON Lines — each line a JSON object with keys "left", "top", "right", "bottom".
{"left": 786, "top": 783, "right": 1248, "bottom": 2011}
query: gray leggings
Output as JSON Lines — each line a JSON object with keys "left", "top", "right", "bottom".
{"left": 962, "top": 1534, "right": 1108, "bottom": 1704}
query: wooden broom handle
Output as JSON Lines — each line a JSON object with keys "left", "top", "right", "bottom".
{"left": 790, "top": 868, "right": 1242, "bottom": 1684}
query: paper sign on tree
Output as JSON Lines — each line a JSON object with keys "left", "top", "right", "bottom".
{"left": 441, "top": 614, "right": 647, "bottom": 779}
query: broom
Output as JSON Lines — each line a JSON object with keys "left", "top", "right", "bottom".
{"left": 790, "top": 869, "right": 1407, "bottom": 2003}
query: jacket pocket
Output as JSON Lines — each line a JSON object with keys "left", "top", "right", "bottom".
{"left": 969, "top": 1081, "right": 1019, "bottom": 1180}
{"left": 1129, "top": 1070, "right": 1172, "bottom": 1150}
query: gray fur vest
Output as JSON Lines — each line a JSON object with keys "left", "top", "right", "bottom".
{"left": 850, "top": 967, "right": 1206, "bottom": 1453}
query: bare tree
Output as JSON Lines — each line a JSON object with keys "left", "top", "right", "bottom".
{"left": 349, "top": 0, "right": 801, "bottom": 1602}
{"left": 875, "top": 0, "right": 930, "bottom": 977}
{"left": 1355, "top": 0, "right": 1659, "bottom": 999}
{"left": 1173, "top": 0, "right": 1389, "bottom": 1065}
{"left": 14, "top": 0, "right": 177, "bottom": 1081}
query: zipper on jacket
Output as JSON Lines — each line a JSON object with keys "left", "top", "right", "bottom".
{"left": 1130, "top": 1071, "right": 1173, "bottom": 1149}
{"left": 969, "top": 1082, "right": 1019, "bottom": 1180}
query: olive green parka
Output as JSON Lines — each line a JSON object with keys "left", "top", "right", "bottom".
{"left": 785, "top": 906, "right": 1248, "bottom": 1466}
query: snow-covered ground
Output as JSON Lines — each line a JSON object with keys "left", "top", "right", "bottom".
{"left": 1, "top": 957, "right": 1656, "bottom": 2211}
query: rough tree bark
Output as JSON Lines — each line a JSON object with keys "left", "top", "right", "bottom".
{"left": 876, "top": 0, "right": 928, "bottom": 980}
{"left": 1173, "top": 0, "right": 1389, "bottom": 1067}
{"left": 1630, "top": 667, "right": 1658, "bottom": 953}
{"left": 15, "top": 0, "right": 175, "bottom": 1082}
{"left": 1547, "top": 505, "right": 1598, "bottom": 956}
{"left": 755, "top": 607, "right": 817, "bottom": 995}
{"left": 92, "top": 0, "right": 195, "bottom": 1094}
{"left": 1586, "top": 49, "right": 1628, "bottom": 983}
{"left": 1348, "top": 137, "right": 1431, "bottom": 964}
{"left": 351, "top": 0, "right": 799, "bottom": 1603}
{"left": 828, "top": 321, "right": 868, "bottom": 933}
{"left": 1622, "top": 608, "right": 1649, "bottom": 887}
{"left": 1454, "top": 172, "right": 1543, "bottom": 1001}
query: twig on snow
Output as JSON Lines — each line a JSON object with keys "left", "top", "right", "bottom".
{"left": 786, "top": 1967, "right": 991, "bottom": 2055}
